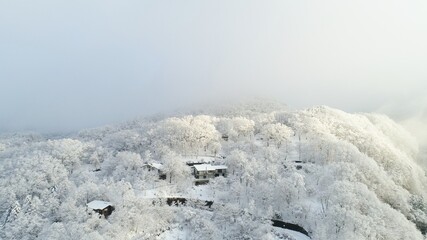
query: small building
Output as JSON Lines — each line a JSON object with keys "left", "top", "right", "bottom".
{"left": 294, "top": 160, "right": 303, "bottom": 170}
{"left": 193, "top": 164, "right": 227, "bottom": 180}
{"left": 221, "top": 134, "right": 229, "bottom": 141}
{"left": 186, "top": 157, "right": 216, "bottom": 166}
{"left": 87, "top": 200, "right": 115, "bottom": 218}
{"left": 283, "top": 160, "right": 304, "bottom": 170}
{"left": 143, "top": 163, "right": 167, "bottom": 180}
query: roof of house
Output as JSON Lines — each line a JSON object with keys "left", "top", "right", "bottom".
{"left": 185, "top": 156, "right": 216, "bottom": 164}
{"left": 143, "top": 163, "right": 163, "bottom": 170}
{"left": 150, "top": 163, "right": 163, "bottom": 170}
{"left": 194, "top": 164, "right": 227, "bottom": 171}
{"left": 87, "top": 200, "right": 113, "bottom": 210}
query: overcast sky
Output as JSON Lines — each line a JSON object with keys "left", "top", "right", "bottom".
{"left": 1, "top": 0, "right": 427, "bottom": 133}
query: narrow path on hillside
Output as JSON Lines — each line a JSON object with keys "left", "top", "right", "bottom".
{"left": 149, "top": 197, "right": 311, "bottom": 239}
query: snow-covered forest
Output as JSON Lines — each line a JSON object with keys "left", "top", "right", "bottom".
{"left": 1, "top": 102, "right": 427, "bottom": 240}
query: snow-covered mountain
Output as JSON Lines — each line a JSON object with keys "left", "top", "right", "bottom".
{"left": 1, "top": 102, "right": 426, "bottom": 240}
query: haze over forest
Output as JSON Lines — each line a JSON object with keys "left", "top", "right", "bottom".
{"left": 1, "top": 0, "right": 427, "bottom": 138}
{"left": 2, "top": 2, "right": 427, "bottom": 240}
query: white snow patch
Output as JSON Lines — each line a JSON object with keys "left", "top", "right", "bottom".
{"left": 87, "top": 200, "right": 113, "bottom": 210}
{"left": 156, "top": 227, "right": 188, "bottom": 240}
{"left": 193, "top": 164, "right": 227, "bottom": 171}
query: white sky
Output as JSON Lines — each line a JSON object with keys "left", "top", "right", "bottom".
{"left": 1, "top": 0, "right": 427, "bottom": 133}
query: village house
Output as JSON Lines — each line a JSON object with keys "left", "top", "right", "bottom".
{"left": 294, "top": 160, "right": 303, "bottom": 170}
{"left": 185, "top": 156, "right": 216, "bottom": 166}
{"left": 221, "top": 134, "right": 229, "bottom": 141}
{"left": 143, "top": 162, "right": 167, "bottom": 180}
{"left": 193, "top": 164, "right": 227, "bottom": 180}
{"left": 87, "top": 200, "right": 115, "bottom": 218}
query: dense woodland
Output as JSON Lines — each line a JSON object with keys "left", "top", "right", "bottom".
{"left": 1, "top": 102, "right": 427, "bottom": 239}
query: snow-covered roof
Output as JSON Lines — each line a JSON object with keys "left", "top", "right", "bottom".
{"left": 87, "top": 200, "right": 113, "bottom": 210}
{"left": 150, "top": 163, "right": 163, "bottom": 170}
{"left": 143, "top": 162, "right": 163, "bottom": 170}
{"left": 185, "top": 156, "right": 216, "bottom": 164}
{"left": 194, "top": 164, "right": 227, "bottom": 171}
{"left": 213, "top": 165, "right": 227, "bottom": 170}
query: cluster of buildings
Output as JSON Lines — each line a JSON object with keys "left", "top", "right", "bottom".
{"left": 142, "top": 157, "right": 228, "bottom": 184}
{"left": 89, "top": 157, "right": 227, "bottom": 218}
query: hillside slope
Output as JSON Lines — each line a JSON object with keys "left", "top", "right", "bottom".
{"left": 1, "top": 103, "right": 426, "bottom": 240}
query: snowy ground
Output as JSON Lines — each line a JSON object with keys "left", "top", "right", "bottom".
{"left": 276, "top": 228, "right": 311, "bottom": 240}
{"left": 138, "top": 184, "right": 214, "bottom": 201}
{"left": 157, "top": 227, "right": 311, "bottom": 240}
{"left": 156, "top": 227, "right": 188, "bottom": 240}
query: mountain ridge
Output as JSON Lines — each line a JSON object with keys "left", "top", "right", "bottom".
{"left": 0, "top": 103, "right": 426, "bottom": 239}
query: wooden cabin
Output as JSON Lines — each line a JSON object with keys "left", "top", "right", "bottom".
{"left": 87, "top": 200, "right": 115, "bottom": 218}
{"left": 221, "top": 134, "right": 229, "bottom": 141}
{"left": 143, "top": 163, "right": 167, "bottom": 180}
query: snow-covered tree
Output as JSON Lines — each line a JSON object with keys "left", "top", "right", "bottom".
{"left": 260, "top": 123, "right": 294, "bottom": 148}
{"left": 1, "top": 102, "right": 427, "bottom": 240}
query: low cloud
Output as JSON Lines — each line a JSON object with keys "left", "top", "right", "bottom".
{"left": 377, "top": 97, "right": 427, "bottom": 165}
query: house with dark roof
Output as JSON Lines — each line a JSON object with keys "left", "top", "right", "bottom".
{"left": 87, "top": 200, "right": 115, "bottom": 218}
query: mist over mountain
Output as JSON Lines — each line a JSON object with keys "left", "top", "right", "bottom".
{"left": 2, "top": 1, "right": 427, "bottom": 134}
{"left": 1, "top": 102, "right": 427, "bottom": 240}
